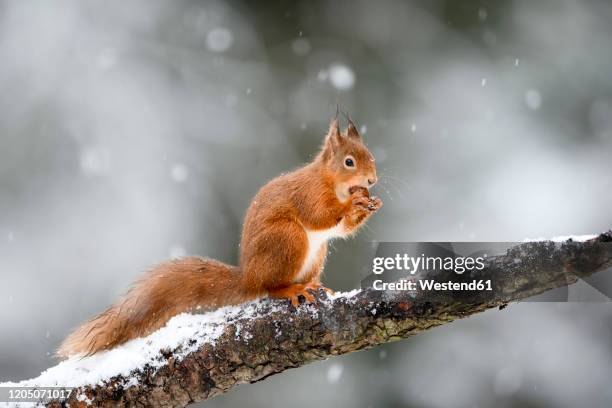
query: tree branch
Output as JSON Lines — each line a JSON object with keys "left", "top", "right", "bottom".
{"left": 45, "top": 232, "right": 612, "bottom": 407}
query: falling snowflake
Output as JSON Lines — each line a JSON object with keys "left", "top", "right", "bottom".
{"left": 524, "top": 89, "right": 542, "bottom": 110}
{"left": 494, "top": 366, "right": 523, "bottom": 395}
{"left": 326, "top": 363, "right": 344, "bottom": 383}
{"left": 171, "top": 164, "right": 189, "bottom": 183}
{"left": 291, "top": 38, "right": 311, "bottom": 56}
{"left": 206, "top": 28, "right": 233, "bottom": 52}
{"left": 328, "top": 64, "right": 355, "bottom": 91}
{"left": 478, "top": 7, "right": 488, "bottom": 22}
{"left": 225, "top": 93, "right": 238, "bottom": 108}
{"left": 169, "top": 245, "right": 187, "bottom": 259}
{"left": 80, "top": 147, "right": 111, "bottom": 175}
{"left": 317, "top": 69, "right": 329, "bottom": 82}
{"left": 96, "top": 48, "right": 118, "bottom": 70}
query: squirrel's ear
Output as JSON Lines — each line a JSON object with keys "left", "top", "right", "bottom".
{"left": 321, "top": 117, "right": 342, "bottom": 161}
{"left": 346, "top": 118, "right": 361, "bottom": 141}
{"left": 326, "top": 117, "right": 343, "bottom": 149}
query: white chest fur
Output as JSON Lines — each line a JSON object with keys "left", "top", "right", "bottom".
{"left": 295, "top": 222, "right": 346, "bottom": 282}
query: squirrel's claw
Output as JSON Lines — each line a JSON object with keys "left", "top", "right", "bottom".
{"left": 291, "top": 289, "right": 315, "bottom": 307}
{"left": 269, "top": 284, "right": 316, "bottom": 307}
{"left": 305, "top": 281, "right": 335, "bottom": 297}
{"left": 349, "top": 186, "right": 382, "bottom": 213}
{"left": 368, "top": 196, "right": 383, "bottom": 211}
{"left": 352, "top": 196, "right": 371, "bottom": 208}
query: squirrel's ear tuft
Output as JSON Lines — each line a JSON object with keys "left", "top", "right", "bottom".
{"left": 320, "top": 117, "right": 343, "bottom": 161}
{"left": 327, "top": 117, "right": 343, "bottom": 147}
{"left": 346, "top": 118, "right": 361, "bottom": 141}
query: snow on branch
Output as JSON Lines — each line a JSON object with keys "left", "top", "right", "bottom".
{"left": 2, "top": 232, "right": 612, "bottom": 408}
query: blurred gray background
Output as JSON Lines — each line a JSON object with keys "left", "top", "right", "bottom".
{"left": 1, "top": 0, "right": 611, "bottom": 407}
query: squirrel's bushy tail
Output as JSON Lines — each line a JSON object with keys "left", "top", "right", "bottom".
{"left": 57, "top": 257, "right": 251, "bottom": 358}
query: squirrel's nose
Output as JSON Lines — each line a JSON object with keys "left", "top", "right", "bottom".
{"left": 368, "top": 177, "right": 377, "bottom": 186}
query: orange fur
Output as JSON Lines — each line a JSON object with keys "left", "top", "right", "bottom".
{"left": 57, "top": 117, "right": 381, "bottom": 358}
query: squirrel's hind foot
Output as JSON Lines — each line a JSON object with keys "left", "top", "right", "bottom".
{"left": 304, "top": 281, "right": 335, "bottom": 296}
{"left": 269, "top": 283, "right": 317, "bottom": 307}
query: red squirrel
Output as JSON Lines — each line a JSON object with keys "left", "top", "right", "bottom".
{"left": 58, "top": 117, "right": 381, "bottom": 358}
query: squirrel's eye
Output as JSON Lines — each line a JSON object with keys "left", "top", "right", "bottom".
{"left": 344, "top": 157, "right": 355, "bottom": 167}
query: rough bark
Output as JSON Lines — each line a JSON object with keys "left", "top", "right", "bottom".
{"left": 49, "top": 232, "right": 612, "bottom": 408}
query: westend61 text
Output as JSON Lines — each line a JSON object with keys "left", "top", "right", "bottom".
{"left": 372, "top": 279, "right": 493, "bottom": 291}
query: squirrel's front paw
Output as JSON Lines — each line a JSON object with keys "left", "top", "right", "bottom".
{"left": 350, "top": 186, "right": 371, "bottom": 209}
{"left": 349, "top": 186, "right": 382, "bottom": 212}
{"left": 349, "top": 185, "right": 369, "bottom": 196}
{"left": 351, "top": 195, "right": 371, "bottom": 210}
{"left": 352, "top": 194, "right": 382, "bottom": 213}
{"left": 347, "top": 186, "right": 381, "bottom": 225}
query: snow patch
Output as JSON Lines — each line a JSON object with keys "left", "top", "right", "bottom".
{"left": 0, "top": 290, "right": 361, "bottom": 400}
{"left": 522, "top": 234, "right": 597, "bottom": 243}
{"left": 550, "top": 234, "right": 597, "bottom": 242}
{"left": 0, "top": 301, "right": 272, "bottom": 390}
{"left": 76, "top": 392, "right": 93, "bottom": 405}
{"left": 327, "top": 288, "right": 361, "bottom": 301}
